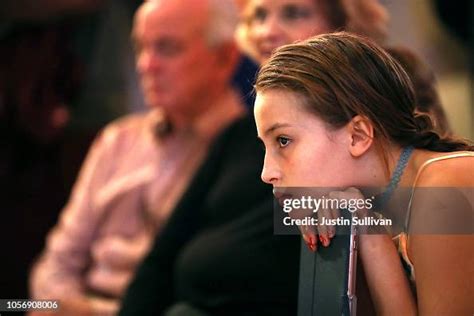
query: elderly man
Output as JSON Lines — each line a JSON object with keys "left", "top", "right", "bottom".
{"left": 30, "top": 0, "right": 245, "bottom": 314}
{"left": 117, "top": 0, "right": 302, "bottom": 314}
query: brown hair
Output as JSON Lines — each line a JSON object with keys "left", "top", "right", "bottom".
{"left": 255, "top": 32, "right": 473, "bottom": 152}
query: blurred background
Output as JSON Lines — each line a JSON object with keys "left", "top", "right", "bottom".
{"left": 0, "top": 0, "right": 471, "bottom": 303}
{"left": 382, "top": 0, "right": 472, "bottom": 139}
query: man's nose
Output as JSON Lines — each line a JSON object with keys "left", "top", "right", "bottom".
{"left": 136, "top": 49, "right": 159, "bottom": 74}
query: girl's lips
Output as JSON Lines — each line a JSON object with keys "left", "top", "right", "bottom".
{"left": 257, "top": 45, "right": 279, "bottom": 60}
{"left": 259, "top": 50, "right": 273, "bottom": 58}
{"left": 273, "top": 189, "right": 293, "bottom": 206}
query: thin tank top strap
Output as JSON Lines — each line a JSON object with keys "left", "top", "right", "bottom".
{"left": 411, "top": 152, "right": 474, "bottom": 189}
{"left": 405, "top": 151, "right": 474, "bottom": 231}
{"left": 398, "top": 151, "right": 474, "bottom": 283}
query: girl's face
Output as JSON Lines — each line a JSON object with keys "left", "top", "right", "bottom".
{"left": 254, "top": 89, "right": 355, "bottom": 190}
{"left": 244, "top": 0, "right": 334, "bottom": 64}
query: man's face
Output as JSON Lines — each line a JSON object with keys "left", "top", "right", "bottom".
{"left": 132, "top": 1, "right": 222, "bottom": 116}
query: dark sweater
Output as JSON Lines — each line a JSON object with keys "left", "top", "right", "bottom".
{"left": 119, "top": 115, "right": 300, "bottom": 316}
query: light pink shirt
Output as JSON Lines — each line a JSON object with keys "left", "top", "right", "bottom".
{"left": 30, "top": 90, "right": 244, "bottom": 312}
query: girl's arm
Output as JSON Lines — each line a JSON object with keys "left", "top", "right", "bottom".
{"left": 359, "top": 233, "right": 417, "bottom": 315}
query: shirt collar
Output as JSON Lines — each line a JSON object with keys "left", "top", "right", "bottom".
{"left": 148, "top": 89, "right": 245, "bottom": 142}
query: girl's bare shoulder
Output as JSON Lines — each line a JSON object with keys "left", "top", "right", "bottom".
{"left": 414, "top": 151, "right": 474, "bottom": 187}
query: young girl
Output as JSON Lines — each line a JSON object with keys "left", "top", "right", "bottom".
{"left": 254, "top": 32, "right": 473, "bottom": 315}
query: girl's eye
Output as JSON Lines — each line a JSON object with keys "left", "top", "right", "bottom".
{"left": 277, "top": 136, "right": 291, "bottom": 148}
{"left": 281, "top": 5, "right": 312, "bottom": 21}
{"left": 250, "top": 7, "right": 267, "bottom": 24}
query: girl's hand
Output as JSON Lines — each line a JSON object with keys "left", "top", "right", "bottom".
{"left": 300, "top": 187, "right": 371, "bottom": 251}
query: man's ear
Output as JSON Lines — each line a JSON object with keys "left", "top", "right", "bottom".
{"left": 215, "top": 42, "right": 240, "bottom": 78}
{"left": 346, "top": 115, "right": 374, "bottom": 157}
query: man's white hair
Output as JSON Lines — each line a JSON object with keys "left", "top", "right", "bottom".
{"left": 144, "top": 0, "right": 238, "bottom": 47}
{"left": 206, "top": 0, "right": 239, "bottom": 47}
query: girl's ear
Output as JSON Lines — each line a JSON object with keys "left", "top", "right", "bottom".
{"left": 346, "top": 115, "right": 374, "bottom": 157}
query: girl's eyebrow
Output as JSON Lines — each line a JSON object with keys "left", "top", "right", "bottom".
{"left": 264, "top": 123, "right": 292, "bottom": 136}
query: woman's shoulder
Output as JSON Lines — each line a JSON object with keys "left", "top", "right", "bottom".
{"left": 413, "top": 151, "right": 474, "bottom": 187}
